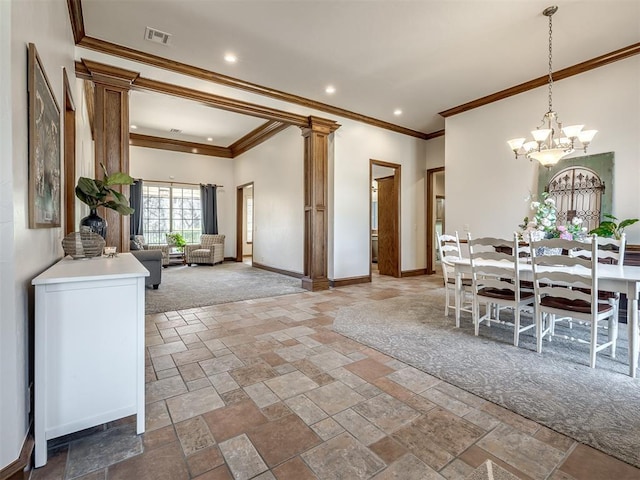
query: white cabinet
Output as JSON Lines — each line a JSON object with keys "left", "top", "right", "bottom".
{"left": 32, "top": 253, "right": 148, "bottom": 467}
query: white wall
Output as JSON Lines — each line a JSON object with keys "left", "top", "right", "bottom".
{"left": 234, "top": 127, "right": 305, "bottom": 273}
{"left": 2, "top": 0, "right": 77, "bottom": 469}
{"left": 425, "top": 135, "right": 445, "bottom": 170}
{"left": 332, "top": 120, "right": 427, "bottom": 279}
{"left": 129, "top": 146, "right": 235, "bottom": 257}
{"left": 445, "top": 57, "right": 640, "bottom": 243}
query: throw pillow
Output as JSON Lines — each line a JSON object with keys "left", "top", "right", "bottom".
{"left": 130, "top": 239, "right": 143, "bottom": 251}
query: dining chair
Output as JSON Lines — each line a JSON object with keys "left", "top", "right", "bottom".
{"left": 571, "top": 233, "right": 626, "bottom": 332}
{"left": 436, "top": 232, "right": 472, "bottom": 317}
{"left": 530, "top": 236, "right": 617, "bottom": 368}
{"left": 467, "top": 233, "right": 535, "bottom": 346}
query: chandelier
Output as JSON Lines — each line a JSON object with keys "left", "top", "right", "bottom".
{"left": 507, "top": 6, "right": 597, "bottom": 167}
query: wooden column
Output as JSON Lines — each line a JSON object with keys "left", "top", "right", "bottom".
{"left": 83, "top": 60, "right": 138, "bottom": 253}
{"left": 301, "top": 116, "right": 339, "bottom": 291}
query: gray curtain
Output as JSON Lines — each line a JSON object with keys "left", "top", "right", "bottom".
{"left": 129, "top": 179, "right": 143, "bottom": 236}
{"left": 200, "top": 184, "right": 218, "bottom": 234}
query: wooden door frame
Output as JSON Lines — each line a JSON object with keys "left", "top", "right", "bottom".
{"left": 426, "top": 167, "right": 445, "bottom": 274}
{"left": 235, "top": 182, "right": 254, "bottom": 262}
{"left": 370, "top": 159, "right": 401, "bottom": 278}
{"left": 63, "top": 68, "right": 76, "bottom": 235}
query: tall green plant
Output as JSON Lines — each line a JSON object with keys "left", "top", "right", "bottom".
{"left": 589, "top": 214, "right": 638, "bottom": 239}
{"left": 75, "top": 163, "right": 134, "bottom": 215}
{"left": 166, "top": 232, "right": 187, "bottom": 250}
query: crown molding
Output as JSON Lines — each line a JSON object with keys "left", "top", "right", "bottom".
{"left": 77, "top": 59, "right": 311, "bottom": 127}
{"left": 129, "top": 133, "right": 233, "bottom": 158}
{"left": 440, "top": 42, "right": 640, "bottom": 118}
{"left": 129, "top": 121, "right": 292, "bottom": 159}
{"left": 230, "top": 121, "right": 290, "bottom": 157}
{"left": 66, "top": 0, "right": 85, "bottom": 44}
{"left": 424, "top": 129, "right": 445, "bottom": 140}
{"left": 76, "top": 35, "right": 429, "bottom": 140}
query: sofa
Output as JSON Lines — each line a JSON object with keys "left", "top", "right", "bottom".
{"left": 130, "top": 249, "right": 163, "bottom": 289}
{"left": 185, "top": 234, "right": 225, "bottom": 266}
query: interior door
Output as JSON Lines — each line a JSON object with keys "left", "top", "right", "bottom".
{"left": 377, "top": 175, "right": 399, "bottom": 277}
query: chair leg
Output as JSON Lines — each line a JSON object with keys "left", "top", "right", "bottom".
{"left": 473, "top": 297, "right": 480, "bottom": 336}
{"left": 536, "top": 310, "right": 544, "bottom": 354}
{"left": 444, "top": 285, "right": 450, "bottom": 317}
{"left": 513, "top": 308, "right": 520, "bottom": 347}
{"left": 608, "top": 301, "right": 618, "bottom": 359}
{"left": 590, "top": 321, "right": 598, "bottom": 368}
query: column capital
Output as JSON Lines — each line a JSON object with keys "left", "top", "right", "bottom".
{"left": 81, "top": 59, "right": 139, "bottom": 89}
{"left": 301, "top": 116, "right": 340, "bottom": 136}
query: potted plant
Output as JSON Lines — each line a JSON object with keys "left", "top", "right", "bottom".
{"left": 166, "top": 232, "right": 187, "bottom": 252}
{"left": 589, "top": 214, "right": 639, "bottom": 240}
{"left": 75, "top": 163, "right": 134, "bottom": 238}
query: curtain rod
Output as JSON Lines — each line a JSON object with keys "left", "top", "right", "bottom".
{"left": 139, "top": 179, "right": 223, "bottom": 187}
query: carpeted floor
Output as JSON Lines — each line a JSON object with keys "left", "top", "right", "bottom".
{"left": 333, "top": 289, "right": 640, "bottom": 468}
{"left": 145, "top": 262, "right": 306, "bottom": 314}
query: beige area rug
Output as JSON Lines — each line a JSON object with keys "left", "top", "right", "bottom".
{"left": 145, "top": 262, "right": 306, "bottom": 314}
{"left": 333, "top": 289, "right": 640, "bottom": 468}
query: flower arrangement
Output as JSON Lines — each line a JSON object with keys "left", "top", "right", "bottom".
{"left": 519, "top": 192, "right": 587, "bottom": 242}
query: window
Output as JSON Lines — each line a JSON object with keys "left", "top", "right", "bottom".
{"left": 246, "top": 196, "right": 253, "bottom": 243}
{"left": 143, "top": 184, "right": 201, "bottom": 244}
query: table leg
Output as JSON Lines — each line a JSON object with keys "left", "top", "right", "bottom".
{"left": 628, "top": 284, "right": 639, "bottom": 378}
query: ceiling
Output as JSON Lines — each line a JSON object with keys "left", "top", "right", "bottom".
{"left": 78, "top": 0, "right": 639, "bottom": 146}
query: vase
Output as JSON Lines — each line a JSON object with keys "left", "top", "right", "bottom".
{"left": 80, "top": 208, "right": 107, "bottom": 239}
{"left": 62, "top": 229, "right": 106, "bottom": 259}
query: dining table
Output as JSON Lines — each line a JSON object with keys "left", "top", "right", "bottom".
{"left": 452, "top": 258, "right": 640, "bottom": 378}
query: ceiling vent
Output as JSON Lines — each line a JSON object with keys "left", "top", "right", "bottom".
{"left": 144, "top": 27, "right": 171, "bottom": 45}
{"left": 169, "top": 128, "right": 182, "bottom": 133}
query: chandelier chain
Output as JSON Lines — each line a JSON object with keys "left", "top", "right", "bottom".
{"left": 547, "top": 11, "right": 553, "bottom": 113}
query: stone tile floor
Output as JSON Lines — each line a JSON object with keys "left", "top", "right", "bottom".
{"left": 30, "top": 274, "right": 640, "bottom": 480}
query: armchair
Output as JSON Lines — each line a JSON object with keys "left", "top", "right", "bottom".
{"left": 185, "top": 234, "right": 225, "bottom": 266}
{"left": 130, "top": 235, "right": 170, "bottom": 267}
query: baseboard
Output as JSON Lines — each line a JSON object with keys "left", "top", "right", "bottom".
{"left": 330, "top": 275, "right": 371, "bottom": 287}
{"left": 401, "top": 268, "right": 427, "bottom": 277}
{"left": 252, "top": 262, "right": 304, "bottom": 279}
{"left": 0, "top": 435, "right": 33, "bottom": 480}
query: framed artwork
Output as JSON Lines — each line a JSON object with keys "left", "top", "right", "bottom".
{"left": 28, "top": 43, "right": 61, "bottom": 228}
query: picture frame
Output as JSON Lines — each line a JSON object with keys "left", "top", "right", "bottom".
{"left": 28, "top": 42, "right": 61, "bottom": 228}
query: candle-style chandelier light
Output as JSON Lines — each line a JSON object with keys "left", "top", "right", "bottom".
{"left": 507, "top": 6, "right": 597, "bottom": 167}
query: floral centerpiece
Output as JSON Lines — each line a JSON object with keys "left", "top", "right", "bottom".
{"left": 519, "top": 192, "right": 587, "bottom": 242}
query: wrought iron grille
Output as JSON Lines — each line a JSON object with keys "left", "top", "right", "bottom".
{"left": 545, "top": 167, "right": 604, "bottom": 232}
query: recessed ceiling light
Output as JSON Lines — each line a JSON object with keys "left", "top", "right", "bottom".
{"left": 130, "top": 125, "right": 138, "bottom": 129}
{"left": 325, "top": 85, "right": 336, "bottom": 94}
{"left": 393, "top": 109, "right": 403, "bottom": 116}
{"left": 207, "top": 137, "right": 213, "bottom": 142}
{"left": 224, "top": 53, "right": 237, "bottom": 63}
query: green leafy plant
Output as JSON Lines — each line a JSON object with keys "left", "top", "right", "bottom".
{"left": 166, "top": 232, "right": 187, "bottom": 251}
{"left": 75, "top": 163, "right": 134, "bottom": 215}
{"left": 589, "top": 214, "right": 639, "bottom": 239}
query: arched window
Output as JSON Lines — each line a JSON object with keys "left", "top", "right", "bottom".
{"left": 545, "top": 167, "right": 604, "bottom": 232}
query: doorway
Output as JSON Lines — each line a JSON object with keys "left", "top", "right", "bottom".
{"left": 235, "top": 182, "right": 254, "bottom": 264}
{"left": 370, "top": 160, "right": 401, "bottom": 278}
{"left": 426, "top": 167, "right": 445, "bottom": 274}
